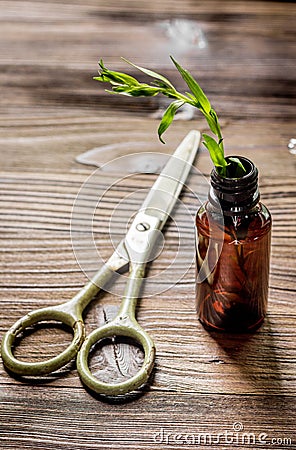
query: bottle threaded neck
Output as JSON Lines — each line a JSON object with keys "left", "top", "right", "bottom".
{"left": 209, "top": 156, "right": 259, "bottom": 213}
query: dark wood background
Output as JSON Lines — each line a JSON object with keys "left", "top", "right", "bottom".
{"left": 0, "top": 1, "right": 295, "bottom": 449}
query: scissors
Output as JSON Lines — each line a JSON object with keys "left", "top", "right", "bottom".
{"left": 1, "top": 130, "right": 200, "bottom": 396}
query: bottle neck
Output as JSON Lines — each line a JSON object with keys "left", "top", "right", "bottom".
{"left": 209, "top": 156, "right": 260, "bottom": 215}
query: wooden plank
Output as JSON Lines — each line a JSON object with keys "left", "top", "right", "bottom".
{"left": 0, "top": 389, "right": 295, "bottom": 449}
{"left": 0, "top": 0, "right": 295, "bottom": 449}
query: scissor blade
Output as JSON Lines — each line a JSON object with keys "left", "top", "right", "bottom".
{"left": 140, "top": 130, "right": 200, "bottom": 227}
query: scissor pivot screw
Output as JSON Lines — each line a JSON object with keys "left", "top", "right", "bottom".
{"left": 136, "top": 222, "right": 150, "bottom": 232}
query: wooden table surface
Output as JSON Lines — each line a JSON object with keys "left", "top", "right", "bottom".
{"left": 1, "top": 1, "right": 295, "bottom": 449}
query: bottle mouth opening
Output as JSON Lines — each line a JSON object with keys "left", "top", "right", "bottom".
{"left": 222, "top": 156, "right": 254, "bottom": 180}
{"left": 212, "top": 156, "right": 258, "bottom": 186}
{"left": 210, "top": 156, "right": 259, "bottom": 211}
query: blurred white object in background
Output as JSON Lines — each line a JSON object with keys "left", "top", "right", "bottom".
{"left": 288, "top": 138, "right": 296, "bottom": 155}
{"left": 158, "top": 18, "right": 207, "bottom": 52}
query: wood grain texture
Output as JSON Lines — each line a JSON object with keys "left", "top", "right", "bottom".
{"left": 0, "top": 1, "right": 295, "bottom": 449}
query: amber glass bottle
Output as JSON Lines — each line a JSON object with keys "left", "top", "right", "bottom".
{"left": 195, "top": 157, "right": 272, "bottom": 332}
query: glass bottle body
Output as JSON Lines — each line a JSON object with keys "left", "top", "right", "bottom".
{"left": 195, "top": 159, "right": 272, "bottom": 332}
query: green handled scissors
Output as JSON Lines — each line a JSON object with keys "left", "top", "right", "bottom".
{"left": 1, "top": 130, "right": 200, "bottom": 396}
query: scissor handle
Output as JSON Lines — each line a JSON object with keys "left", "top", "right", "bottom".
{"left": 1, "top": 255, "right": 124, "bottom": 377}
{"left": 77, "top": 315, "right": 156, "bottom": 396}
{"left": 1, "top": 303, "right": 85, "bottom": 376}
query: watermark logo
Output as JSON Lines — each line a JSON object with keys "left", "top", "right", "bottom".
{"left": 153, "top": 422, "right": 293, "bottom": 446}
{"left": 233, "top": 421, "right": 244, "bottom": 432}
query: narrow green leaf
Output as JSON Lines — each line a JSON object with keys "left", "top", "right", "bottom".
{"left": 228, "top": 157, "right": 246, "bottom": 177}
{"left": 205, "top": 115, "right": 219, "bottom": 137}
{"left": 203, "top": 110, "right": 220, "bottom": 139}
{"left": 185, "top": 92, "right": 198, "bottom": 103}
{"left": 158, "top": 100, "right": 184, "bottom": 143}
{"left": 122, "top": 58, "right": 175, "bottom": 90}
{"left": 170, "top": 56, "right": 211, "bottom": 113}
{"left": 209, "top": 109, "right": 220, "bottom": 132}
{"left": 97, "top": 59, "right": 139, "bottom": 86}
{"left": 151, "top": 80, "right": 172, "bottom": 90}
{"left": 112, "top": 85, "right": 161, "bottom": 97}
{"left": 202, "top": 133, "right": 227, "bottom": 169}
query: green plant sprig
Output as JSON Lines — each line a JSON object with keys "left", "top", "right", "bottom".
{"left": 94, "top": 57, "right": 245, "bottom": 177}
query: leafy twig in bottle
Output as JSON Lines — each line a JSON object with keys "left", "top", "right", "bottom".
{"left": 94, "top": 57, "right": 246, "bottom": 178}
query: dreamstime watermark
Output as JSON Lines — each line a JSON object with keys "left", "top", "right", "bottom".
{"left": 153, "top": 422, "right": 293, "bottom": 447}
